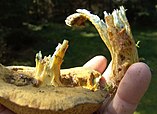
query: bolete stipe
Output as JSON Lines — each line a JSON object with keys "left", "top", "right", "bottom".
{"left": 0, "top": 6, "right": 138, "bottom": 114}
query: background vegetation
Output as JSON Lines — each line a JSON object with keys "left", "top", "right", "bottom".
{"left": 0, "top": 0, "right": 157, "bottom": 114}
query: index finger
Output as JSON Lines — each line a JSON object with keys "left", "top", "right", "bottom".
{"left": 83, "top": 55, "right": 107, "bottom": 74}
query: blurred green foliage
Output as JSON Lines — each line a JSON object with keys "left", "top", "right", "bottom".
{"left": 0, "top": 0, "right": 156, "bottom": 25}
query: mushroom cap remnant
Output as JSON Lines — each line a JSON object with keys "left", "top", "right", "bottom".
{"left": 0, "top": 65, "right": 109, "bottom": 114}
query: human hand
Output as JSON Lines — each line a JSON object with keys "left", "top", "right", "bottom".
{"left": 84, "top": 56, "right": 151, "bottom": 114}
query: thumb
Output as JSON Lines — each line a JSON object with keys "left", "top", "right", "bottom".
{"left": 102, "top": 62, "right": 151, "bottom": 114}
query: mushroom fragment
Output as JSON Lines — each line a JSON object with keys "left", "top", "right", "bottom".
{"left": 34, "top": 40, "right": 69, "bottom": 87}
{"left": 33, "top": 40, "right": 101, "bottom": 90}
{"left": 65, "top": 6, "right": 139, "bottom": 89}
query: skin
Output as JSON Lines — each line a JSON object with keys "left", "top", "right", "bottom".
{"left": 84, "top": 56, "right": 151, "bottom": 114}
{"left": 0, "top": 56, "right": 151, "bottom": 114}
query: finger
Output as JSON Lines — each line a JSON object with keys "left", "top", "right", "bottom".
{"left": 104, "top": 62, "right": 151, "bottom": 114}
{"left": 0, "top": 104, "right": 5, "bottom": 112}
{"left": 0, "top": 109, "right": 14, "bottom": 114}
{"left": 83, "top": 55, "right": 107, "bottom": 74}
{"left": 102, "top": 61, "right": 112, "bottom": 82}
{"left": 0, "top": 104, "right": 14, "bottom": 114}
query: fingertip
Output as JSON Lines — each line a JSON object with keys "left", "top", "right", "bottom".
{"left": 129, "top": 62, "right": 151, "bottom": 84}
{"left": 117, "top": 62, "right": 151, "bottom": 104}
{"left": 103, "top": 62, "right": 151, "bottom": 114}
{"left": 83, "top": 55, "right": 107, "bottom": 73}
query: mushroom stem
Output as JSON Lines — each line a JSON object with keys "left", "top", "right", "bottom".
{"left": 65, "top": 6, "right": 139, "bottom": 88}
{"left": 34, "top": 40, "right": 68, "bottom": 86}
